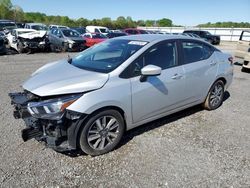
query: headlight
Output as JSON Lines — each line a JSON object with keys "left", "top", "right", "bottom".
{"left": 27, "top": 94, "right": 82, "bottom": 120}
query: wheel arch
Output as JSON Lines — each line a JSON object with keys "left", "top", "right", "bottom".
{"left": 68, "top": 105, "right": 127, "bottom": 150}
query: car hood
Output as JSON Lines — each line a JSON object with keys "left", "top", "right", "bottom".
{"left": 18, "top": 31, "right": 47, "bottom": 39}
{"left": 22, "top": 59, "right": 109, "bottom": 97}
{"left": 67, "top": 36, "right": 84, "bottom": 42}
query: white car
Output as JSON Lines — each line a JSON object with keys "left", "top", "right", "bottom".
{"left": 86, "top": 26, "right": 109, "bottom": 35}
{"left": 7, "top": 28, "right": 47, "bottom": 53}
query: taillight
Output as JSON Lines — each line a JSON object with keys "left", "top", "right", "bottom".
{"left": 228, "top": 57, "right": 233, "bottom": 65}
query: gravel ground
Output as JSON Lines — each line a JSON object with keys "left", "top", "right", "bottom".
{"left": 0, "top": 42, "right": 249, "bottom": 187}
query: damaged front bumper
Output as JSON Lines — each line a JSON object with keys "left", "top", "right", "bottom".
{"left": 9, "top": 92, "right": 86, "bottom": 152}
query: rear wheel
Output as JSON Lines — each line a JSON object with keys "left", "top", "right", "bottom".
{"left": 203, "top": 80, "right": 225, "bottom": 110}
{"left": 79, "top": 109, "right": 125, "bottom": 156}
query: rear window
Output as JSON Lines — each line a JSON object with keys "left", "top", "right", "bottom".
{"left": 182, "top": 41, "right": 214, "bottom": 64}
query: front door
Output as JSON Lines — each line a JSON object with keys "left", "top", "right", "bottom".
{"left": 130, "top": 41, "right": 187, "bottom": 123}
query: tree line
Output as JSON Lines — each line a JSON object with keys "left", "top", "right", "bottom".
{"left": 198, "top": 22, "right": 250, "bottom": 28}
{"left": 1, "top": 0, "right": 249, "bottom": 28}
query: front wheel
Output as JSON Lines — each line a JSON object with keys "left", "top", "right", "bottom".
{"left": 203, "top": 80, "right": 225, "bottom": 110}
{"left": 79, "top": 110, "right": 125, "bottom": 156}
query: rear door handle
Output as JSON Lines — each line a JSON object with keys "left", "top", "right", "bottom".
{"left": 171, "top": 74, "right": 183, "bottom": 80}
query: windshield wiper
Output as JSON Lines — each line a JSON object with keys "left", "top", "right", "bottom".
{"left": 67, "top": 54, "right": 72, "bottom": 64}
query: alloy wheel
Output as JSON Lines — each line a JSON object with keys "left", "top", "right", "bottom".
{"left": 87, "top": 116, "right": 120, "bottom": 150}
{"left": 209, "top": 83, "right": 223, "bottom": 107}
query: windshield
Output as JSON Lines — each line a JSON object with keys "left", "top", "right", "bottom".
{"left": 73, "top": 28, "right": 86, "bottom": 34}
{"left": 100, "top": 28, "right": 108, "bottom": 33}
{"left": 139, "top": 30, "right": 148, "bottom": 34}
{"left": 204, "top": 31, "right": 212, "bottom": 35}
{"left": 31, "top": 25, "right": 48, "bottom": 31}
{"left": 0, "top": 22, "right": 17, "bottom": 30}
{"left": 92, "top": 33, "right": 108, "bottom": 39}
{"left": 62, "top": 29, "right": 80, "bottom": 37}
{"left": 71, "top": 39, "right": 148, "bottom": 73}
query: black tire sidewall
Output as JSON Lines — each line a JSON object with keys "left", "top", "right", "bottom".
{"left": 208, "top": 80, "right": 225, "bottom": 110}
{"left": 79, "top": 110, "right": 125, "bottom": 156}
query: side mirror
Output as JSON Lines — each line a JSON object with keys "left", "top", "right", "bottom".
{"left": 140, "top": 65, "right": 162, "bottom": 82}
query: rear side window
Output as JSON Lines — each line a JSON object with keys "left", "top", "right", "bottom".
{"left": 182, "top": 41, "right": 214, "bottom": 64}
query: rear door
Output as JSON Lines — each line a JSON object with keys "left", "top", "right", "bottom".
{"left": 130, "top": 40, "right": 187, "bottom": 123}
{"left": 180, "top": 40, "right": 218, "bottom": 102}
{"left": 235, "top": 31, "right": 250, "bottom": 59}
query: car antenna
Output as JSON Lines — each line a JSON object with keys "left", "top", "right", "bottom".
{"left": 67, "top": 54, "right": 72, "bottom": 64}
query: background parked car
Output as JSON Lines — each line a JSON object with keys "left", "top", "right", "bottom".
{"left": 25, "top": 23, "right": 48, "bottom": 31}
{"left": 48, "top": 28, "right": 86, "bottom": 52}
{"left": 83, "top": 32, "right": 107, "bottom": 47}
{"left": 183, "top": 30, "right": 220, "bottom": 45}
{"left": 123, "top": 28, "right": 148, "bottom": 35}
{"left": 234, "top": 30, "right": 250, "bottom": 72}
{"left": 0, "top": 20, "right": 17, "bottom": 33}
{"left": 86, "top": 26, "right": 109, "bottom": 35}
{"left": 7, "top": 28, "right": 47, "bottom": 53}
{"left": 107, "top": 31, "right": 127, "bottom": 38}
{"left": 70, "top": 27, "right": 86, "bottom": 36}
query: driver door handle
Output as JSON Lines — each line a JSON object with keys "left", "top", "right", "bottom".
{"left": 171, "top": 73, "right": 183, "bottom": 80}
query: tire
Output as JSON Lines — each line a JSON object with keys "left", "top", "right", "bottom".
{"left": 79, "top": 109, "right": 125, "bottom": 156}
{"left": 203, "top": 80, "right": 225, "bottom": 110}
{"left": 17, "top": 42, "right": 24, "bottom": 53}
{"left": 241, "top": 66, "right": 248, "bottom": 72}
{"left": 61, "top": 42, "right": 68, "bottom": 52}
{"left": 50, "top": 44, "right": 55, "bottom": 52}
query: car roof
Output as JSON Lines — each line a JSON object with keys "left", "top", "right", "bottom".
{"left": 26, "top": 23, "right": 46, "bottom": 26}
{"left": 114, "top": 34, "right": 196, "bottom": 42}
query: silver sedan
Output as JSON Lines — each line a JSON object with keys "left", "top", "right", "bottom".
{"left": 9, "top": 34, "right": 233, "bottom": 156}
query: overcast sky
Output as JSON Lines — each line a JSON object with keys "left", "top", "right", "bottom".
{"left": 12, "top": 0, "right": 250, "bottom": 26}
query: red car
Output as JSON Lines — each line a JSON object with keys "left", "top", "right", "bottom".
{"left": 83, "top": 33, "right": 108, "bottom": 47}
{"left": 123, "top": 28, "right": 148, "bottom": 35}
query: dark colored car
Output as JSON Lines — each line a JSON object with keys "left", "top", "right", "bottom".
{"left": 107, "top": 32, "right": 127, "bottom": 38}
{"left": 0, "top": 20, "right": 17, "bottom": 32}
{"left": 48, "top": 28, "right": 86, "bottom": 52}
{"left": 123, "top": 28, "right": 148, "bottom": 35}
{"left": 70, "top": 27, "right": 86, "bottom": 35}
{"left": 0, "top": 36, "right": 6, "bottom": 55}
{"left": 183, "top": 30, "right": 220, "bottom": 45}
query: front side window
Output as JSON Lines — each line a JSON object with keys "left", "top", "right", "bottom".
{"left": 71, "top": 39, "right": 148, "bottom": 73}
{"left": 128, "top": 41, "right": 177, "bottom": 77}
{"left": 182, "top": 41, "right": 214, "bottom": 64}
